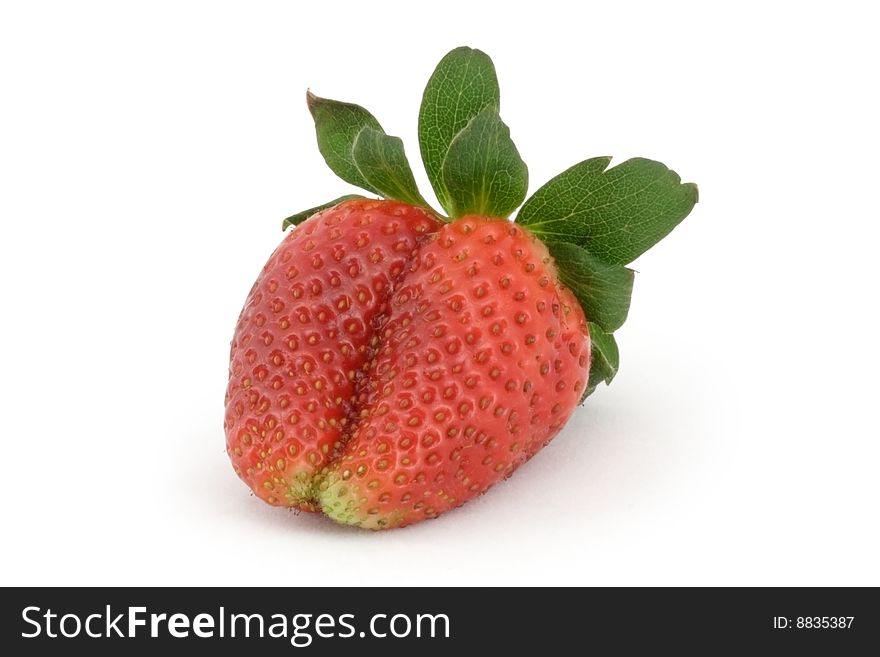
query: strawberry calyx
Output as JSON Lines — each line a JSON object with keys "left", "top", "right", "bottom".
{"left": 285, "top": 46, "right": 698, "bottom": 397}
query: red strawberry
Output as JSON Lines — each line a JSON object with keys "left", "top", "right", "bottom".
{"left": 225, "top": 47, "right": 697, "bottom": 528}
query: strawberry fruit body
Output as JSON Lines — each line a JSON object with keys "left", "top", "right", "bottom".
{"left": 225, "top": 47, "right": 698, "bottom": 529}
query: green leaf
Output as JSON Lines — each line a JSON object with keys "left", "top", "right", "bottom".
{"left": 419, "top": 46, "right": 500, "bottom": 213}
{"left": 351, "top": 127, "right": 429, "bottom": 208}
{"left": 307, "top": 92, "right": 430, "bottom": 209}
{"left": 307, "top": 92, "right": 383, "bottom": 192}
{"left": 518, "top": 157, "right": 698, "bottom": 265}
{"left": 584, "top": 323, "right": 619, "bottom": 399}
{"left": 440, "top": 108, "right": 528, "bottom": 218}
{"left": 282, "top": 195, "right": 364, "bottom": 230}
{"left": 547, "top": 241, "right": 634, "bottom": 332}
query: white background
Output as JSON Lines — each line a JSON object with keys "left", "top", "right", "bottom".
{"left": 1, "top": 1, "right": 878, "bottom": 586}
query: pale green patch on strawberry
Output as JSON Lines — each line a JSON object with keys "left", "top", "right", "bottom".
{"left": 283, "top": 467, "right": 323, "bottom": 509}
{"left": 318, "top": 477, "right": 403, "bottom": 531}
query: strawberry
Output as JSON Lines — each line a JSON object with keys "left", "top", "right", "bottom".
{"left": 226, "top": 47, "right": 698, "bottom": 528}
